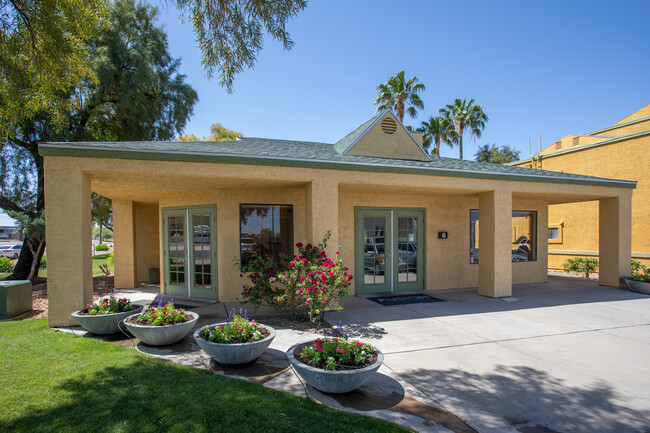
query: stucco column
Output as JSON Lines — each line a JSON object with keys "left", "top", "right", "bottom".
{"left": 599, "top": 195, "right": 632, "bottom": 287}
{"left": 306, "top": 180, "right": 339, "bottom": 255}
{"left": 45, "top": 164, "right": 92, "bottom": 326}
{"left": 478, "top": 190, "right": 512, "bottom": 297}
{"left": 113, "top": 200, "right": 138, "bottom": 288}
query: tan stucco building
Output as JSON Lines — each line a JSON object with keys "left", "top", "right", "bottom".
{"left": 41, "top": 110, "right": 636, "bottom": 326}
{"left": 513, "top": 105, "right": 649, "bottom": 269}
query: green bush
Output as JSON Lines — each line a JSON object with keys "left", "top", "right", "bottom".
{"left": 40, "top": 254, "right": 46, "bottom": 269}
{"left": 631, "top": 259, "right": 650, "bottom": 282}
{"left": 0, "top": 256, "right": 14, "bottom": 273}
{"left": 563, "top": 257, "right": 599, "bottom": 278}
{"left": 94, "top": 243, "right": 109, "bottom": 251}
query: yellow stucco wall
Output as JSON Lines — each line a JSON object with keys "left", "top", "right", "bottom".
{"left": 135, "top": 203, "right": 160, "bottom": 282}
{"left": 518, "top": 134, "right": 648, "bottom": 268}
{"left": 42, "top": 153, "right": 633, "bottom": 324}
{"left": 345, "top": 111, "right": 430, "bottom": 161}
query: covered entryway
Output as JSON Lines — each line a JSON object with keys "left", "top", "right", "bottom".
{"left": 355, "top": 207, "right": 425, "bottom": 293}
{"left": 162, "top": 205, "right": 218, "bottom": 300}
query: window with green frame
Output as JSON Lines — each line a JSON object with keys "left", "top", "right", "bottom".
{"left": 239, "top": 204, "right": 293, "bottom": 267}
{"left": 469, "top": 209, "right": 537, "bottom": 263}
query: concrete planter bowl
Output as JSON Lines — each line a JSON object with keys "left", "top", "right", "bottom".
{"left": 71, "top": 305, "right": 143, "bottom": 335}
{"left": 624, "top": 278, "right": 650, "bottom": 295}
{"left": 123, "top": 311, "right": 199, "bottom": 346}
{"left": 194, "top": 323, "right": 276, "bottom": 365}
{"left": 286, "top": 342, "right": 384, "bottom": 394}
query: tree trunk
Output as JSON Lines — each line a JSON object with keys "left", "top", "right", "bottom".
{"left": 396, "top": 101, "right": 404, "bottom": 123}
{"left": 99, "top": 224, "right": 103, "bottom": 245}
{"left": 6, "top": 237, "right": 45, "bottom": 282}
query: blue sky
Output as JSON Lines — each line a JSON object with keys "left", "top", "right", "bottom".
{"left": 154, "top": 0, "right": 649, "bottom": 158}
{"left": 5, "top": 1, "right": 650, "bottom": 226}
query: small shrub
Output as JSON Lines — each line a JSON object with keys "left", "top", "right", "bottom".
{"left": 94, "top": 244, "right": 109, "bottom": 251}
{"left": 199, "top": 310, "right": 265, "bottom": 344}
{"left": 40, "top": 254, "right": 46, "bottom": 269}
{"left": 563, "top": 257, "right": 599, "bottom": 278}
{"left": 299, "top": 330, "right": 377, "bottom": 371}
{"left": 0, "top": 256, "right": 13, "bottom": 273}
{"left": 239, "top": 231, "right": 352, "bottom": 323}
{"left": 631, "top": 259, "right": 650, "bottom": 282}
{"left": 85, "top": 289, "right": 137, "bottom": 315}
{"left": 136, "top": 296, "right": 188, "bottom": 326}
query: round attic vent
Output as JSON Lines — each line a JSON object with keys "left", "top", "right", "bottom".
{"left": 380, "top": 117, "right": 397, "bottom": 134}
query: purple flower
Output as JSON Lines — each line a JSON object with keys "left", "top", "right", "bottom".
{"left": 169, "top": 295, "right": 174, "bottom": 304}
{"left": 345, "top": 333, "right": 349, "bottom": 341}
{"left": 158, "top": 296, "right": 163, "bottom": 307}
{"left": 244, "top": 309, "right": 248, "bottom": 319}
{"left": 323, "top": 328, "right": 327, "bottom": 338}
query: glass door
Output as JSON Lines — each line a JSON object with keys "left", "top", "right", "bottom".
{"left": 355, "top": 209, "right": 392, "bottom": 293}
{"left": 164, "top": 209, "right": 188, "bottom": 298}
{"left": 355, "top": 208, "right": 425, "bottom": 294}
{"left": 162, "top": 206, "right": 217, "bottom": 300}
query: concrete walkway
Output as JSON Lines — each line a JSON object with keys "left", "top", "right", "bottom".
{"left": 66, "top": 277, "right": 650, "bottom": 433}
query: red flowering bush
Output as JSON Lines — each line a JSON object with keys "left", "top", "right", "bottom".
{"left": 239, "top": 232, "right": 352, "bottom": 323}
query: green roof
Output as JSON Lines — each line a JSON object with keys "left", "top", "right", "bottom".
{"left": 39, "top": 135, "right": 636, "bottom": 189}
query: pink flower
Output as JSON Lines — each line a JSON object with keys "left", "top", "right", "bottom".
{"left": 341, "top": 349, "right": 346, "bottom": 354}
{"left": 220, "top": 326, "right": 224, "bottom": 330}
{"left": 314, "top": 339, "right": 321, "bottom": 346}
{"left": 151, "top": 313, "right": 155, "bottom": 317}
{"left": 290, "top": 262, "right": 295, "bottom": 268}
{"left": 335, "top": 251, "right": 340, "bottom": 255}
{"left": 317, "top": 347, "right": 323, "bottom": 352}
{"left": 296, "top": 242, "right": 303, "bottom": 248}
{"left": 306, "top": 244, "right": 312, "bottom": 249}
{"left": 302, "top": 259, "right": 308, "bottom": 265}
{"left": 333, "top": 338, "right": 338, "bottom": 341}
{"left": 300, "top": 276, "right": 305, "bottom": 282}
{"left": 237, "top": 328, "right": 243, "bottom": 332}
{"left": 356, "top": 342, "right": 362, "bottom": 347}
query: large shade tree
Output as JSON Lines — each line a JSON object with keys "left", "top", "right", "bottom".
{"left": 416, "top": 116, "right": 455, "bottom": 157}
{"left": 374, "top": 71, "right": 425, "bottom": 123}
{"left": 1, "top": 0, "right": 198, "bottom": 280}
{"left": 475, "top": 144, "right": 520, "bottom": 164}
{"left": 178, "top": 122, "right": 243, "bottom": 141}
{"left": 439, "top": 98, "right": 488, "bottom": 160}
{"left": 1, "top": 0, "right": 307, "bottom": 140}
{"left": 0, "top": 0, "right": 104, "bottom": 139}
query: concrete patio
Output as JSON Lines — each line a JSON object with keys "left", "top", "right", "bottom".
{"left": 64, "top": 276, "right": 650, "bottom": 433}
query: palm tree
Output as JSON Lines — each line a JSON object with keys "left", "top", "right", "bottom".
{"left": 416, "top": 116, "right": 455, "bottom": 156}
{"left": 374, "top": 71, "right": 425, "bottom": 123}
{"left": 439, "top": 98, "right": 488, "bottom": 160}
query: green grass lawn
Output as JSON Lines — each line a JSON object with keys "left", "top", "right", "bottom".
{"left": 0, "top": 319, "right": 410, "bottom": 433}
{"left": 5, "top": 253, "right": 115, "bottom": 279}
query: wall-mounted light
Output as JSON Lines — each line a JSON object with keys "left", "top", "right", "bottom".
{"left": 438, "top": 231, "right": 448, "bottom": 239}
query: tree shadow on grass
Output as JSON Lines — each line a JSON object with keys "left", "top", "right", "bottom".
{"left": 1, "top": 356, "right": 407, "bottom": 433}
{"left": 400, "top": 365, "right": 650, "bottom": 433}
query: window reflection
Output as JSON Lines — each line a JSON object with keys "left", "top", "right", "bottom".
{"left": 469, "top": 209, "right": 537, "bottom": 263}
{"left": 240, "top": 205, "right": 293, "bottom": 267}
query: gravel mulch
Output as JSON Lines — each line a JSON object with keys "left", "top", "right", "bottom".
{"left": 11, "top": 275, "right": 115, "bottom": 321}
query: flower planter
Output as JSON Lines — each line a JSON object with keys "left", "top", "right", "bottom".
{"left": 624, "top": 278, "right": 650, "bottom": 295}
{"left": 71, "top": 305, "right": 143, "bottom": 335}
{"left": 123, "top": 311, "right": 199, "bottom": 345}
{"left": 286, "top": 341, "right": 384, "bottom": 394}
{"left": 194, "top": 323, "right": 276, "bottom": 365}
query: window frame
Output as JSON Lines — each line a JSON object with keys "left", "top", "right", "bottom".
{"left": 548, "top": 222, "right": 563, "bottom": 244}
{"left": 239, "top": 204, "right": 294, "bottom": 268}
{"left": 469, "top": 209, "right": 538, "bottom": 263}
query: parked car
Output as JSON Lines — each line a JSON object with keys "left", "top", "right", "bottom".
{"left": 364, "top": 244, "right": 408, "bottom": 274}
{"left": 397, "top": 242, "right": 417, "bottom": 267}
{"left": 512, "top": 247, "right": 529, "bottom": 262}
{"left": 0, "top": 244, "right": 21, "bottom": 259}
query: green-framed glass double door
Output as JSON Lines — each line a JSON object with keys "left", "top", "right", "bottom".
{"left": 162, "top": 205, "right": 218, "bottom": 300}
{"left": 355, "top": 208, "right": 425, "bottom": 294}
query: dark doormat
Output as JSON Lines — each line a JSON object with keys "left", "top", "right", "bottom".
{"left": 367, "top": 294, "right": 446, "bottom": 306}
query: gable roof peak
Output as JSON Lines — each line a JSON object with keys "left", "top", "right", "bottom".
{"left": 333, "top": 110, "right": 431, "bottom": 161}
